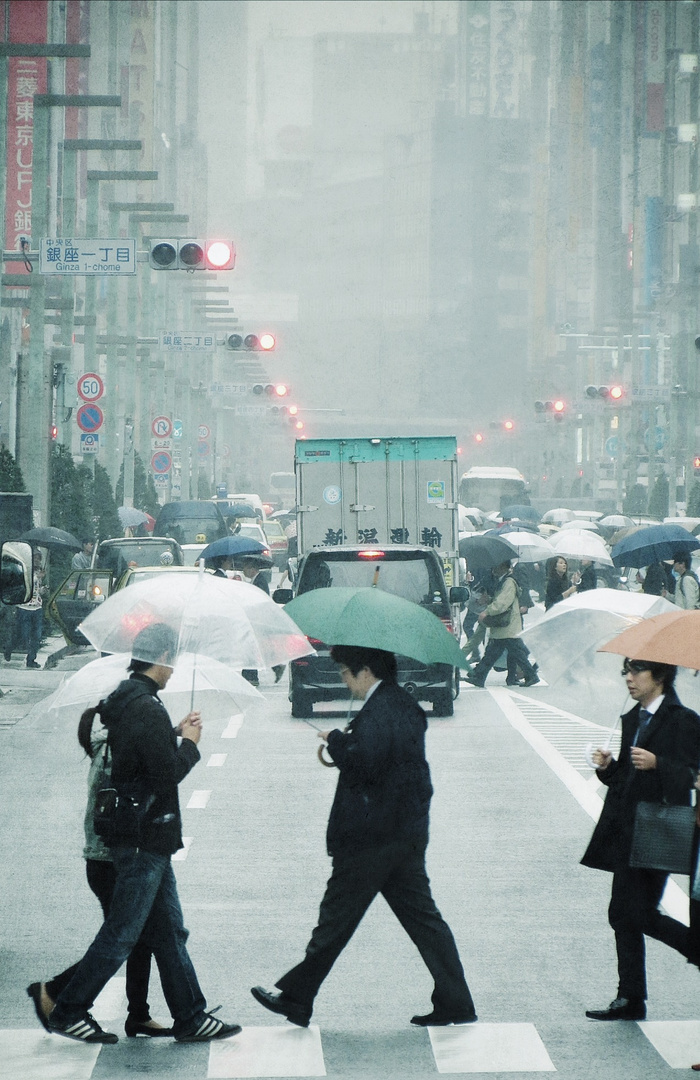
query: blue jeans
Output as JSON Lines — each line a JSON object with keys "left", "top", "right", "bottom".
{"left": 15, "top": 606, "right": 42, "bottom": 663}
{"left": 51, "top": 847, "right": 206, "bottom": 1034}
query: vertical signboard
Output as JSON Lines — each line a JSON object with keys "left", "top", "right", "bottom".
{"left": 129, "top": 0, "right": 155, "bottom": 169}
{"left": 3, "top": 0, "right": 49, "bottom": 271}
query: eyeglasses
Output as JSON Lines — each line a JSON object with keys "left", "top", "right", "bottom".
{"left": 622, "top": 660, "right": 652, "bottom": 675}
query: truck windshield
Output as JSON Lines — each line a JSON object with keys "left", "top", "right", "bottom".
{"left": 298, "top": 552, "right": 448, "bottom": 614}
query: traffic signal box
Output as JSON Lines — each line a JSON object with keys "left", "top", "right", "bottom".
{"left": 585, "top": 385, "right": 624, "bottom": 401}
{"left": 149, "top": 239, "right": 236, "bottom": 270}
{"left": 226, "top": 333, "right": 276, "bottom": 351}
{"left": 534, "top": 400, "right": 567, "bottom": 422}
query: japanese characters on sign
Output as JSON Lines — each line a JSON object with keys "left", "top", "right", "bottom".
{"left": 322, "top": 526, "right": 442, "bottom": 548}
{"left": 210, "top": 383, "right": 248, "bottom": 395}
{"left": 159, "top": 331, "right": 215, "bottom": 351}
{"left": 40, "top": 238, "right": 136, "bottom": 274}
{"left": 4, "top": 0, "right": 49, "bottom": 266}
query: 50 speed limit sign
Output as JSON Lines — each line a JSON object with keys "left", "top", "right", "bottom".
{"left": 77, "top": 372, "right": 104, "bottom": 402}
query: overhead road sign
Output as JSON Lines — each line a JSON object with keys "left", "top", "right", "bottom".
{"left": 40, "top": 238, "right": 136, "bottom": 275}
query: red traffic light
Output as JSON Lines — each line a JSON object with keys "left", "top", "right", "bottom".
{"left": 504, "top": 420, "right": 515, "bottom": 431}
{"left": 694, "top": 456, "right": 700, "bottom": 470}
{"left": 273, "top": 384, "right": 288, "bottom": 397}
{"left": 205, "top": 240, "right": 235, "bottom": 270}
{"left": 610, "top": 385, "right": 624, "bottom": 400}
{"left": 553, "top": 399, "right": 565, "bottom": 412}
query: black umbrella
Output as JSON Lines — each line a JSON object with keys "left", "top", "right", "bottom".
{"left": 458, "top": 534, "right": 519, "bottom": 570}
{"left": 20, "top": 526, "right": 82, "bottom": 551}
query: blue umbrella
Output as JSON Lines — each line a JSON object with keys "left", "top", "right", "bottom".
{"left": 502, "top": 504, "right": 540, "bottom": 523}
{"left": 200, "top": 536, "right": 272, "bottom": 561}
{"left": 611, "top": 523, "right": 700, "bottom": 568}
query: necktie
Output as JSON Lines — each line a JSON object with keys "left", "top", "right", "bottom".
{"left": 634, "top": 708, "right": 652, "bottom": 746}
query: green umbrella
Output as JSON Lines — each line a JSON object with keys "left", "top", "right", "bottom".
{"left": 285, "top": 587, "right": 467, "bottom": 668}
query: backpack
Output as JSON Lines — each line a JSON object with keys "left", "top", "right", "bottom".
{"left": 679, "top": 570, "right": 700, "bottom": 609}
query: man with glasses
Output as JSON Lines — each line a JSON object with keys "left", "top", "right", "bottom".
{"left": 581, "top": 658, "right": 700, "bottom": 1021}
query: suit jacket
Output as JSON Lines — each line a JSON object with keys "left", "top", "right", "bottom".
{"left": 325, "top": 680, "right": 433, "bottom": 857}
{"left": 581, "top": 688, "right": 700, "bottom": 872}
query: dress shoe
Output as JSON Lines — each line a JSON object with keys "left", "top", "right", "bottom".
{"left": 411, "top": 1009, "right": 478, "bottom": 1027}
{"left": 250, "top": 985, "right": 310, "bottom": 1027}
{"left": 463, "top": 674, "right": 485, "bottom": 688}
{"left": 27, "top": 982, "right": 53, "bottom": 1032}
{"left": 585, "top": 996, "right": 646, "bottom": 1021}
{"left": 125, "top": 1016, "right": 173, "bottom": 1037}
{"left": 26, "top": 660, "right": 41, "bottom": 669}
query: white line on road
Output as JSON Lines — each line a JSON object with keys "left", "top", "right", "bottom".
{"left": 207, "top": 753, "right": 228, "bottom": 767}
{"left": 187, "top": 789, "right": 211, "bottom": 809}
{"left": 222, "top": 715, "right": 244, "bottom": 738}
{"left": 429, "top": 1022, "right": 555, "bottom": 1073}
{"left": 208, "top": 1024, "right": 326, "bottom": 1078}
{"left": 490, "top": 688, "right": 690, "bottom": 926}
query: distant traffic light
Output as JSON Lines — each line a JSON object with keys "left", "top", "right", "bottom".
{"left": 149, "top": 238, "right": 235, "bottom": 270}
{"left": 226, "top": 332, "right": 276, "bottom": 351}
{"left": 694, "top": 455, "right": 700, "bottom": 473}
{"left": 553, "top": 399, "right": 566, "bottom": 422}
{"left": 474, "top": 432, "right": 484, "bottom": 443}
{"left": 586, "top": 385, "right": 625, "bottom": 401}
{"left": 504, "top": 419, "right": 515, "bottom": 431}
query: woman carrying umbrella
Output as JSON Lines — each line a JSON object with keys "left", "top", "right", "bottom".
{"left": 544, "top": 556, "right": 580, "bottom": 611}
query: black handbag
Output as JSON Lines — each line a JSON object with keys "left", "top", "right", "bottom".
{"left": 481, "top": 576, "right": 520, "bottom": 628}
{"left": 629, "top": 800, "right": 696, "bottom": 875}
{"left": 94, "top": 743, "right": 154, "bottom": 846}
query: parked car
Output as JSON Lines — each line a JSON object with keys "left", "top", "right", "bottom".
{"left": 262, "top": 520, "right": 289, "bottom": 568}
{"left": 275, "top": 546, "right": 467, "bottom": 718}
{"left": 153, "top": 500, "right": 228, "bottom": 546}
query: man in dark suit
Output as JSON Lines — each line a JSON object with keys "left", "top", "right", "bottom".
{"left": 582, "top": 659, "right": 700, "bottom": 1021}
{"left": 251, "top": 645, "right": 476, "bottom": 1028}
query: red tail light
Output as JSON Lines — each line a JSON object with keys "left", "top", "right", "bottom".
{"left": 357, "top": 549, "right": 385, "bottom": 559}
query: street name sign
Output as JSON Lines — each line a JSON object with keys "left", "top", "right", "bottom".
{"left": 159, "top": 331, "right": 215, "bottom": 352}
{"left": 40, "top": 238, "right": 136, "bottom": 274}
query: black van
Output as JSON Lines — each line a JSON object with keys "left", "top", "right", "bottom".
{"left": 153, "top": 501, "right": 228, "bottom": 546}
{"left": 280, "top": 546, "right": 466, "bottom": 718}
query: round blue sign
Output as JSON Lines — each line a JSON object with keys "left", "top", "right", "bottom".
{"left": 76, "top": 403, "right": 104, "bottom": 433}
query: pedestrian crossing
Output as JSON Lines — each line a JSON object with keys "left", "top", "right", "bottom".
{"left": 4, "top": 1019, "right": 700, "bottom": 1077}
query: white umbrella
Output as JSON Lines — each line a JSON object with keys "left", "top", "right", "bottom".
{"left": 499, "top": 531, "right": 555, "bottom": 563}
{"left": 541, "top": 508, "right": 576, "bottom": 524}
{"left": 43, "top": 652, "right": 264, "bottom": 721}
{"left": 558, "top": 518, "right": 601, "bottom": 532}
{"left": 78, "top": 570, "right": 314, "bottom": 669}
{"left": 520, "top": 589, "right": 675, "bottom": 685}
{"left": 551, "top": 528, "right": 613, "bottom": 565}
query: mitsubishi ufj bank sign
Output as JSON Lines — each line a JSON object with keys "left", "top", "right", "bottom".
{"left": 40, "top": 238, "right": 136, "bottom": 274}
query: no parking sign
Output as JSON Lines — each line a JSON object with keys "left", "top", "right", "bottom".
{"left": 151, "top": 450, "right": 172, "bottom": 474}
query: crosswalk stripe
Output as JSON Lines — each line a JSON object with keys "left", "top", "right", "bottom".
{"left": 208, "top": 1024, "right": 326, "bottom": 1078}
{"left": 428, "top": 1022, "right": 555, "bottom": 1073}
{"left": 638, "top": 1019, "right": 700, "bottom": 1068}
{"left": 0, "top": 1030, "right": 101, "bottom": 1078}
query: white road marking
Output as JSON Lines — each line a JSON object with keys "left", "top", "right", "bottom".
{"left": 490, "top": 688, "right": 690, "bottom": 925}
{"left": 207, "top": 753, "right": 228, "bottom": 767}
{"left": 638, "top": 1020, "right": 700, "bottom": 1068}
{"left": 172, "top": 836, "right": 193, "bottom": 861}
{"left": 428, "top": 1022, "right": 555, "bottom": 1073}
{"left": 208, "top": 1024, "right": 326, "bottom": 1078}
{"left": 222, "top": 715, "right": 244, "bottom": 738}
{"left": 0, "top": 1030, "right": 101, "bottom": 1079}
{"left": 187, "top": 789, "right": 212, "bottom": 809}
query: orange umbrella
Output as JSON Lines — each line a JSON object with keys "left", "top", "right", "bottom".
{"left": 598, "top": 609, "right": 700, "bottom": 669}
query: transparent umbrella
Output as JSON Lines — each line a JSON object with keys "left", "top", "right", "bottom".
{"left": 77, "top": 569, "right": 314, "bottom": 669}
{"left": 550, "top": 529, "right": 613, "bottom": 565}
{"left": 498, "top": 531, "right": 555, "bottom": 563}
{"left": 42, "top": 652, "right": 264, "bottom": 722}
{"left": 520, "top": 589, "right": 675, "bottom": 685}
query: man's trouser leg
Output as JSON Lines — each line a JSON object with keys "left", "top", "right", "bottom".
{"left": 275, "top": 849, "right": 380, "bottom": 1011}
{"left": 381, "top": 844, "right": 476, "bottom": 1017}
{"left": 609, "top": 866, "right": 679, "bottom": 1000}
{"left": 470, "top": 637, "right": 503, "bottom": 684}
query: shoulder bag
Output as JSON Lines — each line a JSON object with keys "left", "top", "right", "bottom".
{"left": 629, "top": 800, "right": 696, "bottom": 875}
{"left": 482, "top": 576, "right": 520, "bottom": 628}
{"left": 93, "top": 741, "right": 155, "bottom": 847}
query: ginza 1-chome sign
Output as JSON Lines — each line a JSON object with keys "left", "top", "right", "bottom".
{"left": 40, "top": 238, "right": 136, "bottom": 274}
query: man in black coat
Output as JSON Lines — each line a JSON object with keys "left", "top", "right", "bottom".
{"left": 251, "top": 645, "right": 476, "bottom": 1028}
{"left": 582, "top": 658, "right": 700, "bottom": 1021}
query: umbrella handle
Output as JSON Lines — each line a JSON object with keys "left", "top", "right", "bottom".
{"left": 317, "top": 743, "right": 337, "bottom": 767}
